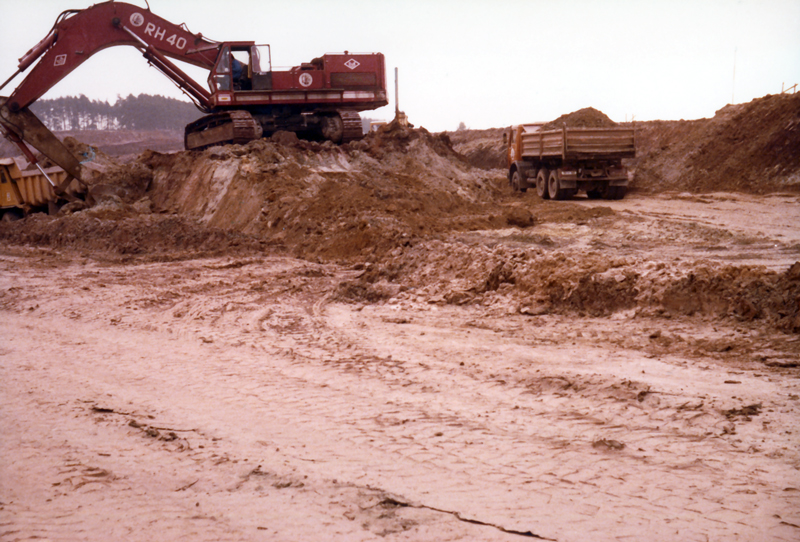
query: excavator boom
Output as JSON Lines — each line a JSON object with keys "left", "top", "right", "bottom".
{"left": 5, "top": 2, "right": 219, "bottom": 112}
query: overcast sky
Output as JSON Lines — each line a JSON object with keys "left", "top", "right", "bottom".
{"left": 1, "top": 0, "right": 798, "bottom": 131}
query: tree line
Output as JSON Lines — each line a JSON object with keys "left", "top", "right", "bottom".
{"left": 30, "top": 94, "right": 203, "bottom": 131}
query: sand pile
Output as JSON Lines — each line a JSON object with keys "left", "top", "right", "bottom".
{"left": 136, "top": 125, "right": 522, "bottom": 261}
{"left": 0, "top": 124, "right": 519, "bottom": 260}
{"left": 541, "top": 107, "right": 617, "bottom": 130}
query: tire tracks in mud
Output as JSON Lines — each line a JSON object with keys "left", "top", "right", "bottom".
{"left": 198, "top": 262, "right": 800, "bottom": 541}
{"left": 1, "top": 315, "right": 533, "bottom": 542}
{"left": 1, "top": 253, "right": 799, "bottom": 541}
{"left": 298, "top": 295, "right": 800, "bottom": 541}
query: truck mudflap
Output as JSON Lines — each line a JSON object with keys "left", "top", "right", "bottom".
{"left": 557, "top": 178, "right": 578, "bottom": 189}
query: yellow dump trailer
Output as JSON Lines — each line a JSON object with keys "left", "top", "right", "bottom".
{"left": 0, "top": 157, "right": 74, "bottom": 220}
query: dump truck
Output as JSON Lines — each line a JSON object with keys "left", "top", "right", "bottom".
{"left": 506, "top": 124, "right": 635, "bottom": 200}
{"left": 0, "top": 157, "right": 79, "bottom": 221}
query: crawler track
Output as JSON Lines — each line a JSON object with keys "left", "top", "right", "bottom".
{"left": 340, "top": 111, "right": 365, "bottom": 143}
{"left": 184, "top": 110, "right": 263, "bottom": 150}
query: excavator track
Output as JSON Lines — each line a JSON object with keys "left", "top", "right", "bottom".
{"left": 340, "top": 111, "right": 364, "bottom": 143}
{"left": 184, "top": 111, "right": 263, "bottom": 151}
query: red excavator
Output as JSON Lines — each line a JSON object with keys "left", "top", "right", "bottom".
{"left": 0, "top": 1, "right": 388, "bottom": 190}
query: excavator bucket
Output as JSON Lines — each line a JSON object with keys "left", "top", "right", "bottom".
{"left": 0, "top": 97, "right": 86, "bottom": 186}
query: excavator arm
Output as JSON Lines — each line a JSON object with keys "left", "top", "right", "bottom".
{"left": 5, "top": 1, "right": 220, "bottom": 111}
{"left": 0, "top": 1, "right": 223, "bottom": 185}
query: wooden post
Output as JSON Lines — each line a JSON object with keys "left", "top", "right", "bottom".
{"left": 395, "top": 67, "right": 399, "bottom": 117}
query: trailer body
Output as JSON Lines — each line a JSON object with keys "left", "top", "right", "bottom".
{"left": 0, "top": 157, "right": 74, "bottom": 220}
{"left": 506, "top": 124, "right": 635, "bottom": 200}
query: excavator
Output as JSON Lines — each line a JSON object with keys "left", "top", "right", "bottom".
{"left": 0, "top": 0, "right": 388, "bottom": 193}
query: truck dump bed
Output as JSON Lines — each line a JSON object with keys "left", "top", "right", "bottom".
{"left": 519, "top": 125, "right": 635, "bottom": 161}
{"left": 0, "top": 157, "right": 69, "bottom": 208}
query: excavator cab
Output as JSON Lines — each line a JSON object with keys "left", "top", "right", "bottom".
{"left": 210, "top": 44, "right": 272, "bottom": 95}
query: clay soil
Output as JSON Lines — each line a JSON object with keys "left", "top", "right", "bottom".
{"left": 1, "top": 93, "right": 799, "bottom": 542}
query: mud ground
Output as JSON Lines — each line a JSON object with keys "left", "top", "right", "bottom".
{"left": 1, "top": 94, "right": 799, "bottom": 541}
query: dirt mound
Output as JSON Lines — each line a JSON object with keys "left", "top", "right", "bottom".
{"left": 633, "top": 93, "right": 800, "bottom": 193}
{"left": 354, "top": 118, "right": 462, "bottom": 160}
{"left": 136, "top": 125, "right": 521, "bottom": 262}
{"left": 0, "top": 123, "right": 530, "bottom": 262}
{"left": 447, "top": 128, "right": 507, "bottom": 170}
{"left": 343, "top": 240, "right": 800, "bottom": 333}
{"left": 542, "top": 107, "right": 618, "bottom": 130}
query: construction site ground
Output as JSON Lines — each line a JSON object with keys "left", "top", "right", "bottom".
{"left": 1, "top": 93, "right": 799, "bottom": 542}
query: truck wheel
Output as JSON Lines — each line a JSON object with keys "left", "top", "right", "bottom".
{"left": 511, "top": 170, "right": 527, "bottom": 193}
{"left": 536, "top": 169, "right": 549, "bottom": 199}
{"left": 604, "top": 186, "right": 626, "bottom": 200}
{"left": 587, "top": 189, "right": 603, "bottom": 199}
{"left": 548, "top": 170, "right": 570, "bottom": 200}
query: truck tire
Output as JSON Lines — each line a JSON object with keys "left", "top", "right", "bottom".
{"left": 536, "top": 169, "right": 549, "bottom": 199}
{"left": 548, "top": 170, "right": 570, "bottom": 200}
{"left": 511, "top": 170, "right": 527, "bottom": 193}
{"left": 604, "top": 186, "right": 626, "bottom": 200}
{"left": 586, "top": 189, "right": 603, "bottom": 199}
